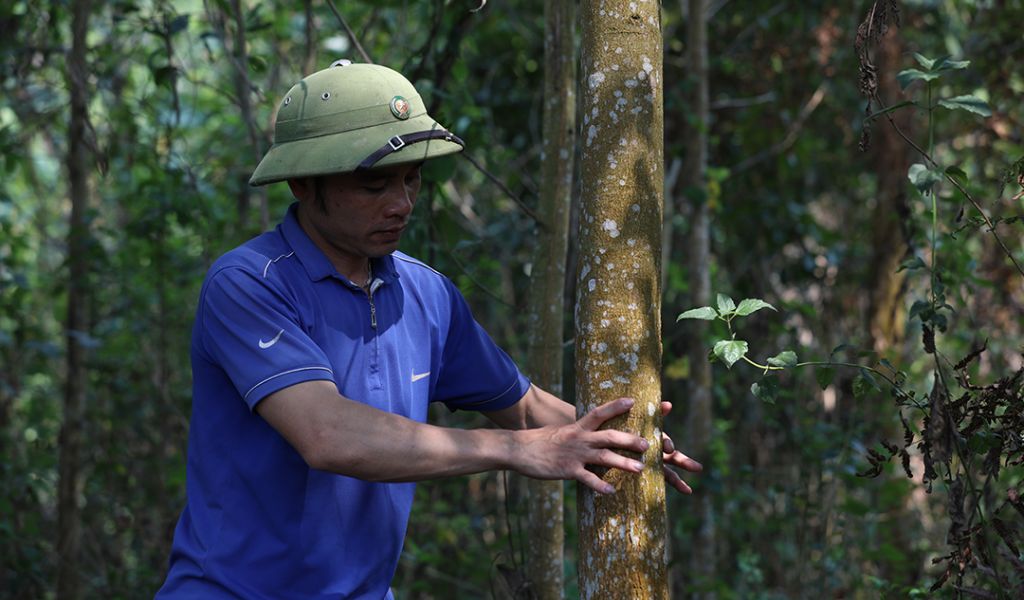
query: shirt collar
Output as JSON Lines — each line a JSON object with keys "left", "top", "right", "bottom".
{"left": 280, "top": 202, "right": 399, "bottom": 286}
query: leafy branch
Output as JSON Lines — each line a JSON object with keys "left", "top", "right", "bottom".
{"left": 677, "top": 294, "right": 909, "bottom": 405}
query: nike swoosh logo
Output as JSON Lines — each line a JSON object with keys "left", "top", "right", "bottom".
{"left": 259, "top": 329, "right": 285, "bottom": 349}
{"left": 411, "top": 371, "right": 430, "bottom": 382}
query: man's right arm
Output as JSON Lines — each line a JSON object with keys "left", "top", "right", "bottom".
{"left": 256, "top": 380, "right": 648, "bottom": 494}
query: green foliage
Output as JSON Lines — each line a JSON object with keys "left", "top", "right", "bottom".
{"left": 4, "top": 0, "right": 1024, "bottom": 597}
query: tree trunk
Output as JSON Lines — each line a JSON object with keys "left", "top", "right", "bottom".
{"left": 224, "top": 0, "right": 268, "bottom": 232}
{"left": 867, "top": 28, "right": 912, "bottom": 352}
{"left": 524, "top": 1, "right": 575, "bottom": 598}
{"left": 57, "top": 0, "right": 92, "bottom": 597}
{"left": 303, "top": 0, "right": 317, "bottom": 76}
{"left": 576, "top": 2, "right": 667, "bottom": 598}
{"left": 682, "top": 1, "right": 715, "bottom": 597}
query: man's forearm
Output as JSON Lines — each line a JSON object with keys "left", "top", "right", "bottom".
{"left": 258, "top": 379, "right": 650, "bottom": 493}
{"left": 482, "top": 383, "right": 575, "bottom": 430}
{"left": 258, "top": 379, "right": 521, "bottom": 482}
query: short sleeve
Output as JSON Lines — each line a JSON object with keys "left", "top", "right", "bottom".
{"left": 433, "top": 280, "right": 530, "bottom": 412}
{"left": 198, "top": 267, "right": 335, "bottom": 410}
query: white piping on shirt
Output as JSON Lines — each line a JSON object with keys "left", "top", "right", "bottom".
{"left": 243, "top": 366, "right": 334, "bottom": 401}
{"left": 263, "top": 251, "right": 295, "bottom": 278}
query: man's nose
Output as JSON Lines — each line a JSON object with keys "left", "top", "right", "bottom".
{"left": 383, "top": 183, "right": 414, "bottom": 218}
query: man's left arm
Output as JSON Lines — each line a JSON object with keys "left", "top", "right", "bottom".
{"left": 483, "top": 384, "right": 704, "bottom": 494}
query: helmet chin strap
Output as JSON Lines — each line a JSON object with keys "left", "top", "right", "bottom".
{"left": 356, "top": 129, "right": 465, "bottom": 171}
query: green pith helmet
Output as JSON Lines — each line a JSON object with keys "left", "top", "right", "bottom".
{"left": 249, "top": 60, "right": 464, "bottom": 186}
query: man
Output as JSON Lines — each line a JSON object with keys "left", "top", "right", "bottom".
{"left": 157, "top": 61, "right": 700, "bottom": 599}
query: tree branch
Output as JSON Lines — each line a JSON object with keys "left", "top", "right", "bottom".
{"left": 459, "top": 152, "right": 545, "bottom": 228}
{"left": 324, "top": 0, "right": 372, "bottom": 64}
{"left": 731, "top": 80, "right": 828, "bottom": 174}
{"left": 871, "top": 94, "right": 1024, "bottom": 279}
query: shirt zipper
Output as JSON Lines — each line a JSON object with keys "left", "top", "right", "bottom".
{"left": 367, "top": 289, "right": 377, "bottom": 329}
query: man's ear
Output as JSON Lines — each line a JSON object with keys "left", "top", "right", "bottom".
{"left": 286, "top": 177, "right": 311, "bottom": 201}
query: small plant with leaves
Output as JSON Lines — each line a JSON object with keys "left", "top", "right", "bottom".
{"left": 677, "top": 293, "right": 904, "bottom": 405}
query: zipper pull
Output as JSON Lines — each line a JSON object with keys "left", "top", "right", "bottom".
{"left": 369, "top": 296, "right": 378, "bottom": 329}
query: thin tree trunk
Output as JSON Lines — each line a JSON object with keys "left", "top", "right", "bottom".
{"left": 524, "top": 1, "right": 575, "bottom": 598}
{"left": 864, "top": 27, "right": 919, "bottom": 586}
{"left": 867, "top": 29, "right": 911, "bottom": 352}
{"left": 57, "top": 0, "right": 92, "bottom": 597}
{"left": 682, "top": 1, "right": 715, "bottom": 597}
{"left": 224, "top": 0, "right": 268, "bottom": 232}
{"left": 303, "top": 0, "right": 317, "bottom": 76}
{"left": 576, "top": 2, "right": 667, "bottom": 598}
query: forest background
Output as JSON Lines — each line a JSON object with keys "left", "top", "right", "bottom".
{"left": 1, "top": 0, "right": 1022, "bottom": 598}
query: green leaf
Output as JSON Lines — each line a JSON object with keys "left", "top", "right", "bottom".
{"left": 767, "top": 350, "right": 798, "bottom": 368}
{"left": 152, "top": 65, "right": 177, "bottom": 88}
{"left": 908, "top": 163, "right": 942, "bottom": 194}
{"left": 249, "top": 54, "right": 268, "bottom": 74}
{"left": 934, "top": 57, "right": 970, "bottom": 72}
{"left": 945, "top": 165, "right": 969, "bottom": 186}
{"left": 896, "top": 256, "right": 925, "bottom": 272}
{"left": 852, "top": 375, "right": 870, "bottom": 399}
{"left": 751, "top": 379, "right": 779, "bottom": 404}
{"left": 830, "top": 344, "right": 855, "bottom": 359}
{"left": 735, "top": 298, "right": 776, "bottom": 317}
{"left": 908, "top": 300, "right": 931, "bottom": 321}
{"left": 716, "top": 293, "right": 736, "bottom": 314}
{"left": 896, "top": 68, "right": 939, "bottom": 89}
{"left": 852, "top": 369, "right": 881, "bottom": 399}
{"left": 912, "top": 53, "right": 937, "bottom": 70}
{"left": 168, "top": 14, "right": 190, "bottom": 35}
{"left": 713, "top": 339, "right": 748, "bottom": 368}
{"left": 937, "top": 95, "right": 992, "bottom": 117}
{"left": 815, "top": 366, "right": 836, "bottom": 390}
{"left": 677, "top": 306, "right": 718, "bottom": 321}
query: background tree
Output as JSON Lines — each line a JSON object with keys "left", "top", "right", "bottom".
{"left": 677, "top": 0, "right": 715, "bottom": 597}
{"left": 575, "top": 0, "right": 668, "bottom": 598}
{"left": 56, "top": 1, "right": 93, "bottom": 597}
{"left": 523, "top": 0, "right": 575, "bottom": 598}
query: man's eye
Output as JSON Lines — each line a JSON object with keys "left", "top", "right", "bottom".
{"left": 362, "top": 184, "right": 386, "bottom": 193}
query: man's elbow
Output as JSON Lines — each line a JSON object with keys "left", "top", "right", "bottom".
{"left": 295, "top": 430, "right": 377, "bottom": 480}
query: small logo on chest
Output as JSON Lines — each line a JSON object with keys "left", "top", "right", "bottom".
{"left": 411, "top": 371, "right": 430, "bottom": 383}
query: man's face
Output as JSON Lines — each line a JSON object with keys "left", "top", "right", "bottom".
{"left": 291, "top": 162, "right": 423, "bottom": 270}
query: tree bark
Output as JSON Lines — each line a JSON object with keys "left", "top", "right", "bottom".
{"left": 524, "top": 2, "right": 575, "bottom": 598}
{"left": 867, "top": 28, "right": 911, "bottom": 352}
{"left": 576, "top": 2, "right": 668, "bottom": 598}
{"left": 57, "top": 0, "right": 92, "bottom": 597}
{"left": 682, "top": 1, "right": 715, "bottom": 597}
{"left": 303, "top": 0, "right": 317, "bottom": 76}
{"left": 223, "top": 0, "right": 268, "bottom": 232}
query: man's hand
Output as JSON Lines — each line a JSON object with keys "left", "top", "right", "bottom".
{"left": 506, "top": 397, "right": 704, "bottom": 496}
{"left": 510, "top": 397, "right": 650, "bottom": 495}
{"left": 660, "top": 401, "right": 703, "bottom": 494}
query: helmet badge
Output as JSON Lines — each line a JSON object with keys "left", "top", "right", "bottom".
{"left": 389, "top": 96, "right": 411, "bottom": 120}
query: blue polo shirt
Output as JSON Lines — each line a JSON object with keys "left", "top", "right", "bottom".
{"left": 157, "top": 204, "right": 530, "bottom": 599}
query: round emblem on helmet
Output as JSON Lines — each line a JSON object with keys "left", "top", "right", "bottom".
{"left": 389, "top": 96, "right": 411, "bottom": 120}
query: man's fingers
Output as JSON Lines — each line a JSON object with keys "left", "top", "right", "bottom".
{"left": 662, "top": 432, "right": 675, "bottom": 454}
{"left": 663, "top": 465, "right": 693, "bottom": 494}
{"left": 661, "top": 401, "right": 673, "bottom": 417}
{"left": 578, "top": 397, "right": 635, "bottom": 430}
{"left": 664, "top": 450, "right": 703, "bottom": 473}
{"left": 577, "top": 469, "right": 616, "bottom": 495}
{"left": 593, "top": 449, "right": 645, "bottom": 473}
{"left": 593, "top": 429, "right": 649, "bottom": 454}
